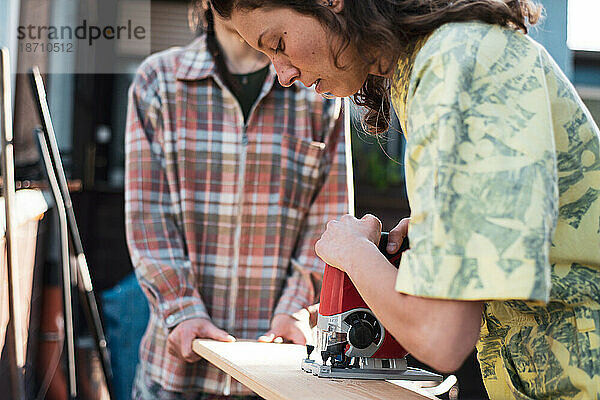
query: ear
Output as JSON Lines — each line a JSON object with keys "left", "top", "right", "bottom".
{"left": 328, "top": 0, "right": 344, "bottom": 13}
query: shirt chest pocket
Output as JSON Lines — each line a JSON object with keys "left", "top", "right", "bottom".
{"left": 277, "top": 134, "right": 326, "bottom": 213}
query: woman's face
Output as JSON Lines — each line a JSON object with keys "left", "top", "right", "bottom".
{"left": 230, "top": 7, "right": 371, "bottom": 97}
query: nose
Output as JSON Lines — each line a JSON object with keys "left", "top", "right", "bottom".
{"left": 272, "top": 57, "right": 300, "bottom": 87}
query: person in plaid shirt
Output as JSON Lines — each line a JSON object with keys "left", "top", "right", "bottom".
{"left": 125, "top": 2, "right": 348, "bottom": 398}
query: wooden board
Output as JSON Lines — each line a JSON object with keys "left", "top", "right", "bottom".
{"left": 193, "top": 340, "right": 434, "bottom": 400}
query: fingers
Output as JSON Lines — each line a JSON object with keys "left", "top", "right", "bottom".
{"left": 182, "top": 330, "right": 202, "bottom": 362}
{"left": 167, "top": 327, "right": 202, "bottom": 363}
{"left": 361, "top": 214, "right": 382, "bottom": 244}
{"left": 257, "top": 331, "right": 279, "bottom": 343}
{"left": 167, "top": 318, "right": 235, "bottom": 363}
{"left": 257, "top": 330, "right": 285, "bottom": 343}
{"left": 361, "top": 213, "right": 382, "bottom": 227}
{"left": 257, "top": 329, "right": 306, "bottom": 345}
{"left": 324, "top": 214, "right": 381, "bottom": 238}
{"left": 284, "top": 328, "right": 307, "bottom": 345}
{"left": 388, "top": 218, "right": 410, "bottom": 254}
{"left": 314, "top": 237, "right": 326, "bottom": 260}
{"left": 306, "top": 304, "right": 319, "bottom": 328}
{"left": 260, "top": 313, "right": 310, "bottom": 345}
{"left": 202, "top": 324, "right": 236, "bottom": 343}
{"left": 325, "top": 219, "right": 338, "bottom": 230}
{"left": 317, "top": 213, "right": 383, "bottom": 270}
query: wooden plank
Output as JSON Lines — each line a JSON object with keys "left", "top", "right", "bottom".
{"left": 193, "top": 339, "right": 433, "bottom": 400}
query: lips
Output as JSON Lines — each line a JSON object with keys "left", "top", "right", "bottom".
{"left": 307, "top": 78, "right": 318, "bottom": 86}
{"left": 302, "top": 78, "right": 325, "bottom": 95}
{"left": 314, "top": 78, "right": 324, "bottom": 94}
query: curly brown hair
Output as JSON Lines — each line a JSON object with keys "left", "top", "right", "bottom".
{"left": 189, "top": 1, "right": 241, "bottom": 93}
{"left": 210, "top": 0, "right": 543, "bottom": 134}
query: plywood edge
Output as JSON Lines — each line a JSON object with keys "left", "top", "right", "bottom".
{"left": 192, "top": 339, "right": 288, "bottom": 400}
{"left": 193, "top": 340, "right": 437, "bottom": 400}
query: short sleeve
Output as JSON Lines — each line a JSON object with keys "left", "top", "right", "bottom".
{"left": 394, "top": 23, "right": 558, "bottom": 303}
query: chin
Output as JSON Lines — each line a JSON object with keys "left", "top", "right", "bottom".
{"left": 339, "top": 80, "right": 366, "bottom": 98}
{"left": 324, "top": 86, "right": 360, "bottom": 99}
{"left": 316, "top": 77, "right": 364, "bottom": 98}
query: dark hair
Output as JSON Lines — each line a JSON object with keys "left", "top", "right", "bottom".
{"left": 191, "top": 1, "right": 240, "bottom": 92}
{"left": 210, "top": 0, "right": 542, "bottom": 134}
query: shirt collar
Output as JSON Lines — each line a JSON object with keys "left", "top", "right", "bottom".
{"left": 176, "top": 35, "right": 217, "bottom": 81}
{"left": 175, "top": 34, "right": 280, "bottom": 89}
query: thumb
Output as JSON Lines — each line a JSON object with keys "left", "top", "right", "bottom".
{"left": 257, "top": 331, "right": 277, "bottom": 343}
{"left": 204, "top": 324, "right": 236, "bottom": 342}
{"left": 387, "top": 218, "right": 409, "bottom": 254}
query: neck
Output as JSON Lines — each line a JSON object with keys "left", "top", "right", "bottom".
{"left": 213, "top": 18, "right": 269, "bottom": 74}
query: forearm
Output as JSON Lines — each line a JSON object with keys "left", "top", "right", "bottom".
{"left": 125, "top": 77, "right": 207, "bottom": 328}
{"left": 345, "top": 239, "right": 483, "bottom": 372}
{"left": 128, "top": 243, "right": 209, "bottom": 325}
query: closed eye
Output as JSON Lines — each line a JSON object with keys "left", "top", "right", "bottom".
{"left": 275, "top": 37, "right": 284, "bottom": 55}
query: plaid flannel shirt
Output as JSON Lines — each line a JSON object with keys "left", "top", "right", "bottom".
{"left": 125, "top": 36, "right": 348, "bottom": 394}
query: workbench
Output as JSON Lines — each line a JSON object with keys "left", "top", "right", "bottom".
{"left": 193, "top": 339, "right": 440, "bottom": 400}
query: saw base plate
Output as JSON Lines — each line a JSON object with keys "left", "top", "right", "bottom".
{"left": 301, "top": 359, "right": 443, "bottom": 381}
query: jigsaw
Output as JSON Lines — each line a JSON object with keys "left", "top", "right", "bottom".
{"left": 302, "top": 232, "right": 443, "bottom": 381}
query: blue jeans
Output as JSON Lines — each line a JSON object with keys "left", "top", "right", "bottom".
{"left": 101, "top": 272, "right": 150, "bottom": 400}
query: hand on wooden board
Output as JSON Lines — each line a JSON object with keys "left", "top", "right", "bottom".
{"left": 257, "top": 313, "right": 311, "bottom": 345}
{"left": 167, "top": 318, "right": 236, "bottom": 362}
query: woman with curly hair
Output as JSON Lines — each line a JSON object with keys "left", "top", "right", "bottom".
{"left": 126, "top": 1, "right": 349, "bottom": 398}
{"left": 210, "top": 1, "right": 600, "bottom": 398}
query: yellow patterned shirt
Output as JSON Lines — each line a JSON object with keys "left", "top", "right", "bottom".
{"left": 392, "top": 22, "right": 600, "bottom": 399}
